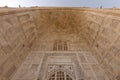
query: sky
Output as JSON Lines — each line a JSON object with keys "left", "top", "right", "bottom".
{"left": 0, "top": 0, "right": 120, "bottom": 8}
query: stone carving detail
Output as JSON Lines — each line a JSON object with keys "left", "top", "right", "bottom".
{"left": 11, "top": 53, "right": 43, "bottom": 80}
{"left": 53, "top": 40, "right": 68, "bottom": 51}
{"left": 4, "top": 65, "right": 16, "bottom": 79}
{"left": 110, "top": 19, "right": 120, "bottom": 29}
{"left": 48, "top": 70, "right": 73, "bottom": 80}
{"left": 38, "top": 53, "right": 83, "bottom": 80}
{"left": 17, "top": 13, "right": 36, "bottom": 46}
{"left": 47, "top": 64, "right": 74, "bottom": 80}
{"left": 0, "top": 8, "right": 120, "bottom": 80}
{"left": 17, "top": 14, "right": 31, "bottom": 24}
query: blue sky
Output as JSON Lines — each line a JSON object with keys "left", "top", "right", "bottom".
{"left": 0, "top": 0, "right": 120, "bottom": 8}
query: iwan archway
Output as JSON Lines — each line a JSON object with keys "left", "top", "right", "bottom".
{"left": 0, "top": 7, "right": 119, "bottom": 80}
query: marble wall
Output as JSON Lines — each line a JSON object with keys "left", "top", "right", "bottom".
{"left": 0, "top": 9, "right": 38, "bottom": 80}
{"left": 0, "top": 8, "right": 120, "bottom": 80}
{"left": 80, "top": 10, "right": 120, "bottom": 80}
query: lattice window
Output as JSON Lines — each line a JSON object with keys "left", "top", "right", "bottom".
{"left": 63, "top": 41, "right": 68, "bottom": 50}
{"left": 66, "top": 74, "right": 72, "bottom": 80}
{"left": 49, "top": 71, "right": 72, "bottom": 80}
{"left": 49, "top": 74, "right": 55, "bottom": 80}
{"left": 53, "top": 40, "right": 57, "bottom": 50}
{"left": 53, "top": 40, "right": 68, "bottom": 51}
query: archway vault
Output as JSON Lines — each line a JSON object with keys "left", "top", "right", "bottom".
{"left": 0, "top": 7, "right": 119, "bottom": 80}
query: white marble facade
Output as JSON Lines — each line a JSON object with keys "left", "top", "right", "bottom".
{"left": 0, "top": 8, "right": 120, "bottom": 80}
